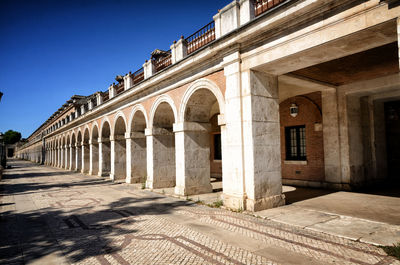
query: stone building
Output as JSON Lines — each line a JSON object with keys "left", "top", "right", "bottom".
{"left": 16, "top": 0, "right": 400, "bottom": 211}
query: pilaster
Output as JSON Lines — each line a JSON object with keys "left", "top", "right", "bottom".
{"left": 170, "top": 37, "right": 188, "bottom": 64}
{"left": 143, "top": 60, "right": 156, "bottom": 79}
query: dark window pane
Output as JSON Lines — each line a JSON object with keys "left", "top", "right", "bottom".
{"left": 214, "top": 134, "right": 222, "bottom": 160}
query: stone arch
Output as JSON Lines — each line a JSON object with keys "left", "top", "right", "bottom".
{"left": 128, "top": 105, "right": 148, "bottom": 183}
{"left": 146, "top": 95, "right": 177, "bottom": 189}
{"left": 178, "top": 78, "right": 225, "bottom": 123}
{"left": 174, "top": 81, "right": 224, "bottom": 196}
{"left": 149, "top": 95, "right": 177, "bottom": 129}
{"left": 100, "top": 117, "right": 113, "bottom": 138}
{"left": 128, "top": 104, "right": 148, "bottom": 132}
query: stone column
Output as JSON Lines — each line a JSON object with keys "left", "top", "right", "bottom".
{"left": 60, "top": 146, "right": 64, "bottom": 168}
{"left": 98, "top": 138, "right": 103, "bottom": 177}
{"left": 221, "top": 52, "right": 247, "bottom": 210}
{"left": 174, "top": 122, "right": 213, "bottom": 196}
{"left": 75, "top": 143, "right": 79, "bottom": 171}
{"left": 125, "top": 133, "right": 132, "bottom": 183}
{"left": 89, "top": 140, "right": 93, "bottom": 175}
{"left": 129, "top": 132, "right": 147, "bottom": 184}
{"left": 145, "top": 128, "right": 176, "bottom": 189}
{"left": 69, "top": 144, "right": 73, "bottom": 170}
{"left": 64, "top": 145, "right": 68, "bottom": 169}
{"left": 398, "top": 17, "right": 400, "bottom": 69}
{"left": 322, "top": 89, "right": 342, "bottom": 186}
{"left": 81, "top": 142, "right": 85, "bottom": 173}
{"left": 241, "top": 69, "right": 285, "bottom": 211}
{"left": 109, "top": 136, "right": 115, "bottom": 181}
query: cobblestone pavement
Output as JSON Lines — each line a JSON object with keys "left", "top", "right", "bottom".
{"left": 1, "top": 160, "right": 399, "bottom": 265}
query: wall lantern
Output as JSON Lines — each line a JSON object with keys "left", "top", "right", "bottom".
{"left": 290, "top": 103, "right": 298, "bottom": 117}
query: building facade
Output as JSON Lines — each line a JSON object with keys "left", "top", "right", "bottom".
{"left": 16, "top": 0, "right": 400, "bottom": 211}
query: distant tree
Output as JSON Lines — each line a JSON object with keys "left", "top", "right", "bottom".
{"left": 3, "top": 130, "right": 22, "bottom": 145}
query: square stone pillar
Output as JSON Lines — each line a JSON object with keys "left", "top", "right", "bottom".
{"left": 170, "top": 37, "right": 188, "bottom": 64}
{"left": 143, "top": 60, "right": 155, "bottom": 79}
{"left": 241, "top": 70, "right": 285, "bottom": 211}
{"left": 109, "top": 84, "right": 117, "bottom": 99}
{"left": 322, "top": 89, "right": 342, "bottom": 185}
{"left": 98, "top": 138, "right": 103, "bottom": 177}
{"left": 222, "top": 52, "right": 246, "bottom": 210}
{"left": 64, "top": 145, "right": 68, "bottom": 169}
{"left": 129, "top": 132, "right": 147, "bottom": 184}
{"left": 88, "top": 99, "right": 93, "bottom": 111}
{"left": 125, "top": 133, "right": 132, "bottom": 183}
{"left": 124, "top": 73, "right": 133, "bottom": 90}
{"left": 75, "top": 144, "right": 79, "bottom": 171}
{"left": 213, "top": 1, "right": 240, "bottom": 39}
{"left": 398, "top": 17, "right": 400, "bottom": 69}
{"left": 81, "top": 142, "right": 85, "bottom": 173}
{"left": 109, "top": 136, "right": 115, "bottom": 181}
{"left": 96, "top": 92, "right": 103, "bottom": 106}
{"left": 69, "top": 145, "right": 73, "bottom": 170}
{"left": 145, "top": 128, "right": 176, "bottom": 189}
{"left": 89, "top": 140, "right": 93, "bottom": 175}
{"left": 239, "top": 0, "right": 255, "bottom": 26}
{"left": 174, "top": 122, "right": 213, "bottom": 196}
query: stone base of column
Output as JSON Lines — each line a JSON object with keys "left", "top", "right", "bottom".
{"left": 126, "top": 176, "right": 144, "bottom": 184}
{"left": 246, "top": 194, "right": 285, "bottom": 212}
{"left": 109, "top": 173, "right": 115, "bottom": 181}
{"left": 223, "top": 193, "right": 246, "bottom": 211}
{"left": 174, "top": 183, "right": 213, "bottom": 196}
{"left": 146, "top": 179, "right": 175, "bottom": 189}
{"left": 88, "top": 170, "right": 93, "bottom": 175}
{"left": 81, "top": 169, "right": 85, "bottom": 174}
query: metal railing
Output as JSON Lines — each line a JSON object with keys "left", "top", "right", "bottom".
{"left": 186, "top": 21, "right": 215, "bottom": 54}
{"left": 132, "top": 67, "right": 144, "bottom": 84}
{"left": 154, "top": 51, "right": 172, "bottom": 72}
{"left": 254, "top": 0, "right": 286, "bottom": 17}
{"left": 116, "top": 83, "right": 124, "bottom": 94}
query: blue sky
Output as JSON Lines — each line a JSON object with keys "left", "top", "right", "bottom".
{"left": 0, "top": 0, "right": 230, "bottom": 138}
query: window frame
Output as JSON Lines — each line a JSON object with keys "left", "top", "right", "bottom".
{"left": 285, "top": 125, "right": 306, "bottom": 161}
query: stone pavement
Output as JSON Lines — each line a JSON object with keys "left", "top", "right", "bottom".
{"left": 1, "top": 160, "right": 399, "bottom": 265}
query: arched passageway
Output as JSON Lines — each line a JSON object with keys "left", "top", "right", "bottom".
{"left": 147, "top": 102, "right": 176, "bottom": 189}
{"left": 129, "top": 110, "right": 147, "bottom": 183}
{"left": 112, "top": 116, "right": 127, "bottom": 180}
{"left": 82, "top": 128, "right": 90, "bottom": 173}
{"left": 91, "top": 125, "right": 99, "bottom": 175}
{"left": 100, "top": 121, "right": 111, "bottom": 177}
{"left": 175, "top": 88, "right": 222, "bottom": 195}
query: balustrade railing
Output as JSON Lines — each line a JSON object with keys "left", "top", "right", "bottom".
{"left": 254, "top": 0, "right": 286, "bottom": 17}
{"left": 186, "top": 21, "right": 215, "bottom": 54}
{"left": 154, "top": 51, "right": 172, "bottom": 72}
{"left": 132, "top": 67, "right": 144, "bottom": 84}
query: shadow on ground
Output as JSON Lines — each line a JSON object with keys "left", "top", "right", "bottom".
{"left": 0, "top": 160, "right": 193, "bottom": 264}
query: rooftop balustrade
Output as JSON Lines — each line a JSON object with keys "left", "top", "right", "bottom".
{"left": 186, "top": 21, "right": 215, "bottom": 54}
{"left": 154, "top": 50, "right": 172, "bottom": 72}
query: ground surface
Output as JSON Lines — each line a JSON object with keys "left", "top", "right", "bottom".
{"left": 1, "top": 160, "right": 399, "bottom": 265}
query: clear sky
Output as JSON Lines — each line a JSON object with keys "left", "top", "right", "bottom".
{"left": 0, "top": 0, "right": 230, "bottom": 138}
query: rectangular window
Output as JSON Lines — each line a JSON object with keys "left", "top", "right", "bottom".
{"left": 285, "top": 125, "right": 306, "bottom": 161}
